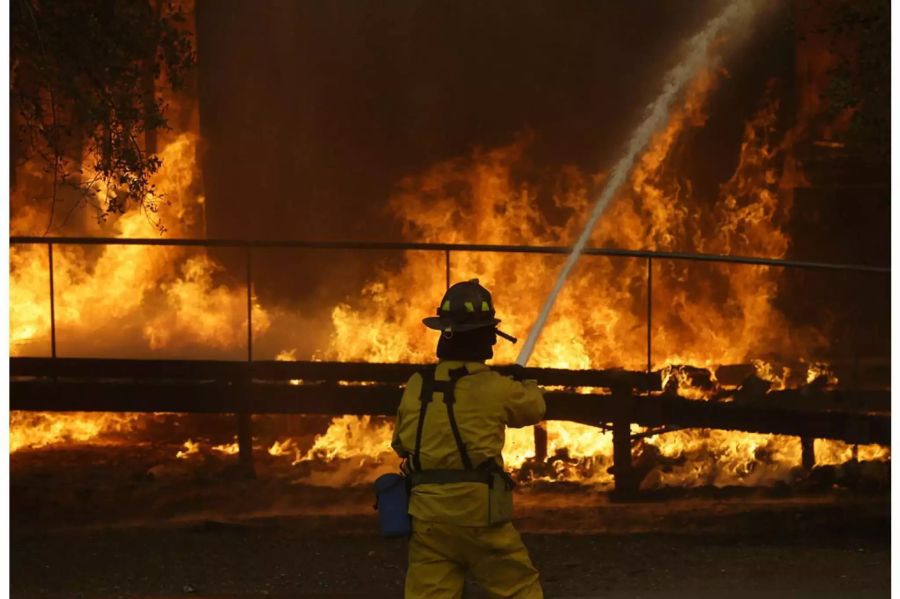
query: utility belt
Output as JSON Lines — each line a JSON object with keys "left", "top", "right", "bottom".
{"left": 409, "top": 461, "right": 516, "bottom": 490}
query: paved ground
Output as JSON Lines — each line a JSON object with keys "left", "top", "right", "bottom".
{"left": 11, "top": 493, "right": 890, "bottom": 598}
{"left": 10, "top": 446, "right": 891, "bottom": 597}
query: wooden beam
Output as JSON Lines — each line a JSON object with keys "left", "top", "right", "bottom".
{"left": 11, "top": 357, "right": 243, "bottom": 381}
{"left": 9, "top": 380, "right": 889, "bottom": 445}
{"left": 10, "top": 358, "right": 661, "bottom": 391}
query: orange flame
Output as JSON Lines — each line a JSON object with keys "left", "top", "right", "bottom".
{"left": 304, "top": 70, "right": 887, "bottom": 486}
{"left": 10, "top": 48, "right": 888, "bottom": 488}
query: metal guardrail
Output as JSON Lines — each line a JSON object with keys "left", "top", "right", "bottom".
{"left": 10, "top": 237, "right": 891, "bottom": 487}
{"left": 9, "top": 236, "right": 892, "bottom": 271}
{"left": 10, "top": 236, "right": 890, "bottom": 372}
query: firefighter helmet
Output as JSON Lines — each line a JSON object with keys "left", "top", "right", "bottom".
{"left": 423, "top": 279, "right": 501, "bottom": 333}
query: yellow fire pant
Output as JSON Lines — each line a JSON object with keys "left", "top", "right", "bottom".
{"left": 405, "top": 519, "right": 543, "bottom": 599}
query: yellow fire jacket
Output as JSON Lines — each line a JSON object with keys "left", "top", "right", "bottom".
{"left": 391, "top": 360, "right": 546, "bottom": 527}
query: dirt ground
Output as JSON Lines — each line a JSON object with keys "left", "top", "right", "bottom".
{"left": 10, "top": 446, "right": 891, "bottom": 598}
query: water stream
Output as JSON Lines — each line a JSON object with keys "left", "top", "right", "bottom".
{"left": 516, "top": 0, "right": 760, "bottom": 367}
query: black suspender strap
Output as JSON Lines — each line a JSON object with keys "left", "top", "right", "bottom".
{"left": 412, "top": 366, "right": 436, "bottom": 472}
{"left": 408, "top": 364, "right": 515, "bottom": 489}
{"left": 412, "top": 364, "right": 477, "bottom": 472}
{"left": 438, "top": 367, "right": 473, "bottom": 470}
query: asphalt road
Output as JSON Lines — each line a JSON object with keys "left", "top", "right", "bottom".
{"left": 11, "top": 496, "right": 890, "bottom": 598}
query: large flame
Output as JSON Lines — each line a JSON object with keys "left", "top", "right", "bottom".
{"left": 10, "top": 32, "right": 888, "bottom": 488}
{"left": 305, "top": 69, "right": 887, "bottom": 486}
{"left": 10, "top": 128, "right": 271, "bottom": 450}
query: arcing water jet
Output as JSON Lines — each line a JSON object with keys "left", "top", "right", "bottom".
{"left": 516, "top": 0, "right": 760, "bottom": 367}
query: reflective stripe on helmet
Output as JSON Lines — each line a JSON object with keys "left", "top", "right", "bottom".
{"left": 425, "top": 279, "right": 499, "bottom": 331}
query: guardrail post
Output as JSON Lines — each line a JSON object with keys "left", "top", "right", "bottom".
{"left": 800, "top": 384, "right": 822, "bottom": 471}
{"left": 48, "top": 243, "right": 57, "bottom": 359}
{"left": 646, "top": 256, "right": 652, "bottom": 373}
{"left": 801, "top": 437, "right": 816, "bottom": 470}
{"left": 238, "top": 245, "right": 256, "bottom": 477}
{"left": 533, "top": 422, "right": 548, "bottom": 462}
{"left": 610, "top": 384, "right": 639, "bottom": 500}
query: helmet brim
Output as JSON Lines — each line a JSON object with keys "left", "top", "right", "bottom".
{"left": 422, "top": 316, "right": 501, "bottom": 332}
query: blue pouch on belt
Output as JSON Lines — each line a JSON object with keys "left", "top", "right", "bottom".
{"left": 373, "top": 473, "right": 411, "bottom": 538}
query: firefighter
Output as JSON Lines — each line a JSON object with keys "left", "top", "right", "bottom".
{"left": 392, "top": 279, "right": 545, "bottom": 598}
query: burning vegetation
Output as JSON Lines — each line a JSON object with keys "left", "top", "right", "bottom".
{"left": 9, "top": 0, "right": 889, "bottom": 495}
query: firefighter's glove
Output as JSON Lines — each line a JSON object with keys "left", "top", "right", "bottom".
{"left": 507, "top": 364, "right": 528, "bottom": 381}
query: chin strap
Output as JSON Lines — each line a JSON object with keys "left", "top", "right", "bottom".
{"left": 496, "top": 329, "right": 517, "bottom": 343}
